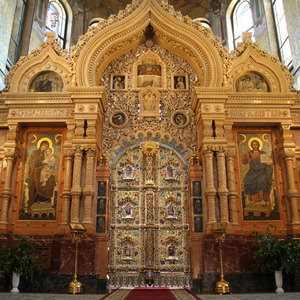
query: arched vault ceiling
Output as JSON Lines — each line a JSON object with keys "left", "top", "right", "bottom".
{"left": 74, "top": 0, "right": 228, "bottom": 87}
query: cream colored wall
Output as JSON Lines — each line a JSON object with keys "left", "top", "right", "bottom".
{"left": 284, "top": 0, "right": 300, "bottom": 90}
{"left": 0, "top": 0, "right": 17, "bottom": 89}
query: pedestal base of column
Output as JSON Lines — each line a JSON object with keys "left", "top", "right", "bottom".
{"left": 230, "top": 222, "right": 240, "bottom": 226}
{"left": 290, "top": 223, "right": 300, "bottom": 232}
{"left": 82, "top": 223, "right": 93, "bottom": 233}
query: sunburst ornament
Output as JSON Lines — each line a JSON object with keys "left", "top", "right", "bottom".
{"left": 142, "top": 141, "right": 158, "bottom": 155}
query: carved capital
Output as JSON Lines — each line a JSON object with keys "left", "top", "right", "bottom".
{"left": 203, "top": 145, "right": 213, "bottom": 155}
{"left": 225, "top": 148, "right": 236, "bottom": 159}
{"left": 85, "top": 146, "right": 96, "bottom": 155}
{"left": 215, "top": 145, "right": 226, "bottom": 153}
{"left": 281, "top": 148, "right": 295, "bottom": 160}
{"left": 73, "top": 145, "right": 84, "bottom": 156}
{"left": 64, "top": 148, "right": 74, "bottom": 157}
{"left": 4, "top": 148, "right": 18, "bottom": 159}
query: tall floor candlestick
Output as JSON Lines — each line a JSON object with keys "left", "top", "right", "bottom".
{"left": 68, "top": 224, "right": 86, "bottom": 294}
{"left": 212, "top": 222, "right": 230, "bottom": 295}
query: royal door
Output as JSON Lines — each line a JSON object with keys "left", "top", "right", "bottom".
{"left": 108, "top": 141, "right": 190, "bottom": 287}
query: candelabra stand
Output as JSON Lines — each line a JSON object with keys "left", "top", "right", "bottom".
{"left": 212, "top": 222, "right": 230, "bottom": 295}
{"left": 68, "top": 224, "right": 86, "bottom": 294}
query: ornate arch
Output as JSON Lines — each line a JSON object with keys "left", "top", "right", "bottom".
{"left": 74, "top": 0, "right": 227, "bottom": 88}
{"left": 6, "top": 32, "right": 72, "bottom": 93}
{"left": 229, "top": 40, "right": 295, "bottom": 93}
{"left": 106, "top": 130, "right": 193, "bottom": 166}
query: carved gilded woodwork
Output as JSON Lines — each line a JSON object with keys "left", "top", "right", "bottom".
{"left": 100, "top": 43, "right": 198, "bottom": 159}
{"left": 109, "top": 143, "right": 190, "bottom": 287}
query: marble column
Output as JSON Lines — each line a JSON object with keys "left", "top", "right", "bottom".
{"left": 216, "top": 147, "right": 229, "bottom": 223}
{"left": 225, "top": 148, "right": 239, "bottom": 225}
{"left": 281, "top": 149, "right": 300, "bottom": 225}
{"left": 204, "top": 148, "right": 217, "bottom": 224}
{"left": 82, "top": 147, "right": 96, "bottom": 226}
{"left": 0, "top": 149, "right": 17, "bottom": 227}
{"left": 70, "top": 146, "right": 83, "bottom": 224}
{"left": 61, "top": 148, "right": 74, "bottom": 226}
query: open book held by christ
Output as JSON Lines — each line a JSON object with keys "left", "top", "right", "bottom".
{"left": 260, "top": 153, "right": 273, "bottom": 165}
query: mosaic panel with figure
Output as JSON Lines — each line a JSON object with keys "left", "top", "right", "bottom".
{"left": 116, "top": 191, "right": 140, "bottom": 225}
{"left": 20, "top": 132, "right": 62, "bottom": 220}
{"left": 237, "top": 132, "right": 280, "bottom": 220}
{"left": 159, "top": 148, "right": 185, "bottom": 187}
{"left": 115, "top": 148, "right": 141, "bottom": 187}
{"left": 236, "top": 72, "right": 269, "bottom": 92}
{"left": 29, "top": 71, "right": 63, "bottom": 92}
{"left": 158, "top": 231, "right": 185, "bottom": 266}
{"left": 159, "top": 191, "right": 183, "bottom": 225}
{"left": 115, "top": 230, "right": 140, "bottom": 266}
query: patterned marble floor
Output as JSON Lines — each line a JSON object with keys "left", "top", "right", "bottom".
{"left": 0, "top": 292, "right": 300, "bottom": 299}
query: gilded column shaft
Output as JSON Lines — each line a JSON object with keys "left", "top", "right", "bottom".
{"left": 70, "top": 147, "right": 83, "bottom": 224}
{"left": 217, "top": 150, "right": 229, "bottom": 223}
{"left": 225, "top": 150, "right": 239, "bottom": 225}
{"left": 0, "top": 153, "right": 16, "bottom": 226}
{"left": 141, "top": 142, "right": 157, "bottom": 270}
{"left": 83, "top": 148, "right": 95, "bottom": 225}
{"left": 204, "top": 149, "right": 216, "bottom": 224}
{"left": 61, "top": 150, "right": 74, "bottom": 225}
{"left": 145, "top": 228, "right": 154, "bottom": 266}
{"left": 284, "top": 154, "right": 300, "bottom": 225}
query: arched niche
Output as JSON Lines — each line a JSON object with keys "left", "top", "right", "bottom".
{"left": 74, "top": 0, "right": 226, "bottom": 88}
{"left": 29, "top": 71, "right": 64, "bottom": 92}
{"left": 132, "top": 50, "right": 166, "bottom": 90}
{"left": 7, "top": 33, "right": 71, "bottom": 93}
{"left": 229, "top": 42, "right": 294, "bottom": 93}
{"left": 235, "top": 71, "right": 270, "bottom": 93}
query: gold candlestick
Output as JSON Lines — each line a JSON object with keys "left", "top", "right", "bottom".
{"left": 68, "top": 224, "right": 86, "bottom": 294}
{"left": 212, "top": 222, "right": 230, "bottom": 295}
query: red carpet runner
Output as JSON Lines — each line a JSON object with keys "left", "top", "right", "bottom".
{"left": 101, "top": 287, "right": 202, "bottom": 300}
{"left": 125, "top": 287, "right": 176, "bottom": 300}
